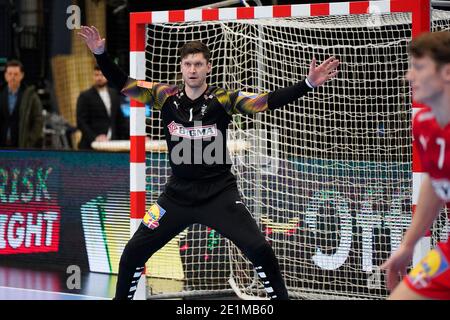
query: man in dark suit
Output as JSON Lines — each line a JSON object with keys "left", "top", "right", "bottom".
{"left": 76, "top": 65, "right": 128, "bottom": 149}
{"left": 0, "top": 60, "right": 43, "bottom": 148}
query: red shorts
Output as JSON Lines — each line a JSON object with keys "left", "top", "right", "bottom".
{"left": 404, "top": 241, "right": 450, "bottom": 299}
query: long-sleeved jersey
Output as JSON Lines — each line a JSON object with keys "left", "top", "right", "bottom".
{"left": 95, "top": 52, "right": 313, "bottom": 180}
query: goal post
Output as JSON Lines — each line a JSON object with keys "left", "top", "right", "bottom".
{"left": 128, "top": 0, "right": 450, "bottom": 299}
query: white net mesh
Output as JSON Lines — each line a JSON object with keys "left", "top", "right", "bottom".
{"left": 142, "top": 9, "right": 450, "bottom": 299}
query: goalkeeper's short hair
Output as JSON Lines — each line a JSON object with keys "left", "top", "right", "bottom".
{"left": 180, "top": 41, "right": 211, "bottom": 63}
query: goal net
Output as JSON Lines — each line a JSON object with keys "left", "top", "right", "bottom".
{"left": 140, "top": 5, "right": 450, "bottom": 299}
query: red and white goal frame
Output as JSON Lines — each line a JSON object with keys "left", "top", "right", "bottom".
{"left": 129, "top": 0, "right": 432, "bottom": 299}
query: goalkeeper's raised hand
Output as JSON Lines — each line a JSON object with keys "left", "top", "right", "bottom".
{"left": 77, "top": 25, "right": 106, "bottom": 55}
{"left": 307, "top": 56, "right": 339, "bottom": 88}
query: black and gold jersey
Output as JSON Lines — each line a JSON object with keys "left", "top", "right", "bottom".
{"left": 95, "top": 52, "right": 312, "bottom": 180}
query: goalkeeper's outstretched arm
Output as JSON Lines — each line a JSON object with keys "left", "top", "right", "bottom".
{"left": 227, "top": 56, "right": 339, "bottom": 115}
{"left": 78, "top": 25, "right": 153, "bottom": 104}
{"left": 269, "top": 56, "right": 340, "bottom": 108}
{"left": 79, "top": 26, "right": 339, "bottom": 111}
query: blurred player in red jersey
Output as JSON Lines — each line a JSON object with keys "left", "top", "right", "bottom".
{"left": 381, "top": 31, "right": 450, "bottom": 300}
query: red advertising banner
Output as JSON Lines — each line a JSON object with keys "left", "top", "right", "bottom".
{"left": 0, "top": 201, "right": 61, "bottom": 254}
{"left": 0, "top": 165, "right": 60, "bottom": 254}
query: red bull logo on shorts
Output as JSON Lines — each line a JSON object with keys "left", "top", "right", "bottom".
{"left": 142, "top": 203, "right": 166, "bottom": 230}
{"left": 407, "top": 246, "right": 449, "bottom": 289}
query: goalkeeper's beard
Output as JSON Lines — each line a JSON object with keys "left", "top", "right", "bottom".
{"left": 184, "top": 78, "right": 206, "bottom": 89}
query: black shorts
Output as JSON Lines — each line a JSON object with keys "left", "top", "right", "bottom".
{"left": 139, "top": 171, "right": 266, "bottom": 254}
{"left": 163, "top": 170, "right": 238, "bottom": 205}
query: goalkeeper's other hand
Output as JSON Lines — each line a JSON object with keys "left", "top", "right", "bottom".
{"left": 307, "top": 56, "right": 339, "bottom": 88}
{"left": 77, "top": 25, "right": 106, "bottom": 55}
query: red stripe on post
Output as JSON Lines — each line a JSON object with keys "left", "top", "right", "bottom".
{"left": 390, "top": 0, "right": 413, "bottom": 13}
{"left": 411, "top": 0, "right": 430, "bottom": 37}
{"left": 130, "top": 25, "right": 145, "bottom": 51}
{"left": 130, "top": 136, "right": 146, "bottom": 163}
{"left": 273, "top": 5, "right": 291, "bottom": 18}
{"left": 130, "top": 99, "right": 145, "bottom": 108}
{"left": 130, "top": 12, "right": 151, "bottom": 51}
{"left": 237, "top": 7, "right": 254, "bottom": 19}
{"left": 311, "top": 3, "right": 329, "bottom": 16}
{"left": 130, "top": 12, "right": 152, "bottom": 24}
{"left": 202, "top": 8, "right": 219, "bottom": 21}
{"left": 412, "top": 205, "right": 431, "bottom": 237}
{"left": 169, "top": 10, "right": 185, "bottom": 22}
{"left": 391, "top": 0, "right": 431, "bottom": 38}
{"left": 130, "top": 191, "right": 146, "bottom": 219}
{"left": 350, "top": 1, "right": 369, "bottom": 15}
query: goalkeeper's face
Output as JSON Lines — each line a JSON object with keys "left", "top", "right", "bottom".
{"left": 180, "top": 53, "right": 212, "bottom": 89}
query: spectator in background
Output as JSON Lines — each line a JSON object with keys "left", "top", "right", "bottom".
{"left": 0, "top": 60, "right": 43, "bottom": 148}
{"left": 76, "top": 65, "right": 128, "bottom": 150}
